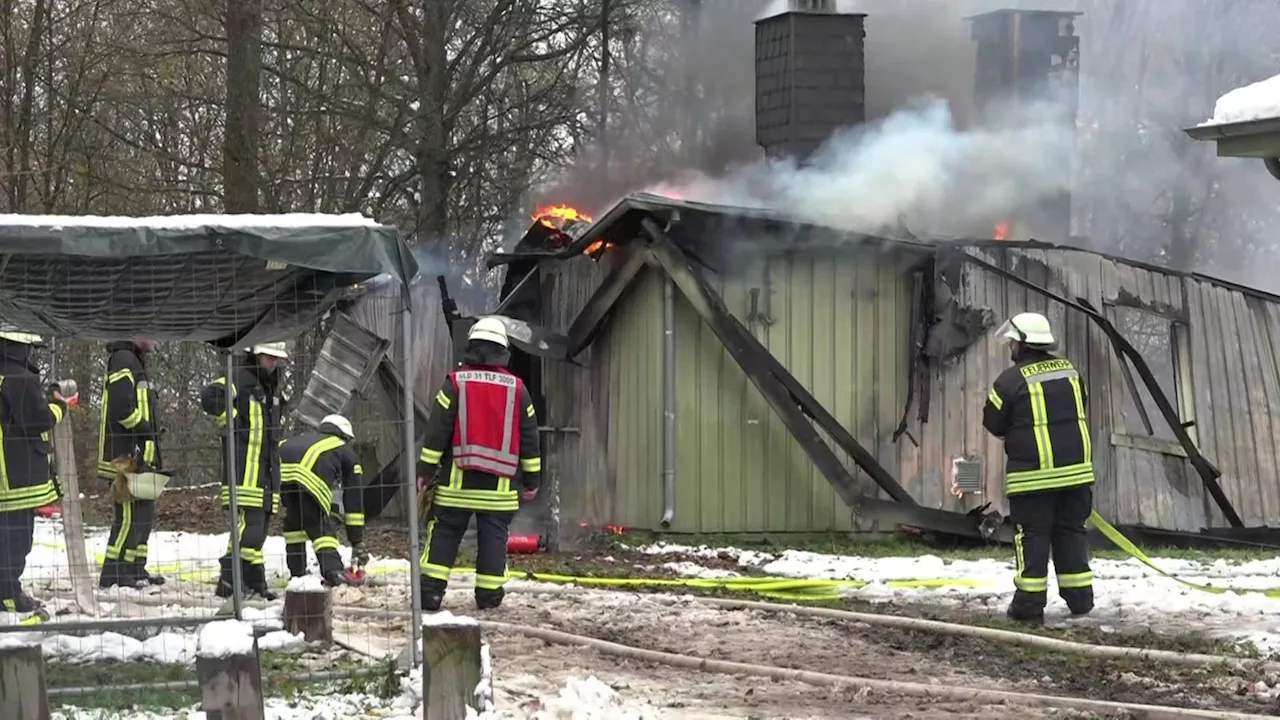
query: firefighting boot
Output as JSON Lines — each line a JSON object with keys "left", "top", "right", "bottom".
{"left": 247, "top": 563, "right": 278, "bottom": 601}
{"left": 474, "top": 588, "right": 504, "bottom": 611}
{"left": 98, "top": 559, "right": 142, "bottom": 589}
{"left": 420, "top": 576, "right": 444, "bottom": 612}
{"left": 214, "top": 556, "right": 236, "bottom": 598}
{"left": 134, "top": 559, "right": 166, "bottom": 586}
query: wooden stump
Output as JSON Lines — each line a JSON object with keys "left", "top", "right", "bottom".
{"left": 283, "top": 587, "right": 332, "bottom": 643}
{"left": 0, "top": 644, "right": 50, "bottom": 720}
{"left": 197, "top": 634, "right": 264, "bottom": 720}
{"left": 422, "top": 616, "right": 484, "bottom": 720}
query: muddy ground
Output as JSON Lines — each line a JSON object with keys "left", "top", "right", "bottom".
{"left": 76, "top": 488, "right": 1280, "bottom": 717}
{"left": 441, "top": 588, "right": 1280, "bottom": 718}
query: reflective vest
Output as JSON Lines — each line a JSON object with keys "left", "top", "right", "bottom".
{"left": 450, "top": 367, "right": 522, "bottom": 476}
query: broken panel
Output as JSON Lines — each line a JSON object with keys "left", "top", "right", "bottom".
{"left": 294, "top": 312, "right": 391, "bottom": 430}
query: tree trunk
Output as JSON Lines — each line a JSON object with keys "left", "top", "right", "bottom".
{"left": 224, "top": 0, "right": 263, "bottom": 213}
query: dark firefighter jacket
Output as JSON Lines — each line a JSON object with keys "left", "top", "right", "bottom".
{"left": 983, "top": 350, "right": 1094, "bottom": 496}
{"left": 0, "top": 341, "right": 67, "bottom": 512}
{"left": 279, "top": 425, "right": 366, "bottom": 544}
{"left": 199, "top": 354, "right": 284, "bottom": 513}
{"left": 98, "top": 341, "right": 161, "bottom": 479}
{"left": 417, "top": 342, "right": 541, "bottom": 513}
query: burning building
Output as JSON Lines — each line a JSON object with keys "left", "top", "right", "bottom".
{"left": 321, "top": 4, "right": 1280, "bottom": 548}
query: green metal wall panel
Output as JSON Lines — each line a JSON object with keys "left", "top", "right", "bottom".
{"left": 602, "top": 267, "right": 665, "bottom": 529}
{"left": 671, "top": 249, "right": 915, "bottom": 533}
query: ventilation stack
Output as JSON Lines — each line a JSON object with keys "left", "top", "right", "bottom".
{"left": 755, "top": 0, "right": 866, "bottom": 164}
{"left": 967, "top": 9, "right": 1081, "bottom": 243}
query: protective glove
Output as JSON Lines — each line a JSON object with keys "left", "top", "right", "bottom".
{"left": 48, "top": 380, "right": 78, "bottom": 409}
{"left": 350, "top": 542, "right": 370, "bottom": 568}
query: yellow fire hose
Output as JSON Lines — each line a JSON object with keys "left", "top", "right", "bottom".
{"left": 35, "top": 510, "right": 1280, "bottom": 602}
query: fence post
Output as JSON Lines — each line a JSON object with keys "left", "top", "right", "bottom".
{"left": 283, "top": 577, "right": 332, "bottom": 643}
{"left": 0, "top": 642, "right": 50, "bottom": 720}
{"left": 197, "top": 620, "right": 265, "bottom": 720}
{"left": 422, "top": 613, "right": 484, "bottom": 719}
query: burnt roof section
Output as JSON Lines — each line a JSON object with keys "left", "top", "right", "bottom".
{"left": 488, "top": 192, "right": 1280, "bottom": 304}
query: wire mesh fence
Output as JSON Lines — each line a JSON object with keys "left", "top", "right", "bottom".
{"left": 0, "top": 214, "right": 426, "bottom": 715}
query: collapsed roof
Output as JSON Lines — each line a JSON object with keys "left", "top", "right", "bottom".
{"left": 0, "top": 213, "right": 416, "bottom": 347}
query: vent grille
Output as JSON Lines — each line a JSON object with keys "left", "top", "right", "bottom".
{"left": 952, "top": 457, "right": 984, "bottom": 494}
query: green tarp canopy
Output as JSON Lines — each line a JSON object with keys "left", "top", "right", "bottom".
{"left": 0, "top": 213, "right": 417, "bottom": 346}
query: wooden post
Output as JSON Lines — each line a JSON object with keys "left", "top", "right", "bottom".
{"left": 0, "top": 644, "right": 50, "bottom": 720}
{"left": 197, "top": 620, "right": 265, "bottom": 720}
{"left": 422, "top": 613, "right": 484, "bottom": 719}
{"left": 282, "top": 580, "right": 332, "bottom": 643}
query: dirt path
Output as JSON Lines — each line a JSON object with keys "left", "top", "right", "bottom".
{"left": 435, "top": 588, "right": 1276, "bottom": 718}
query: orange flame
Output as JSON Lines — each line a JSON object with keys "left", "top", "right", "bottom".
{"left": 533, "top": 203, "right": 611, "bottom": 256}
{"left": 993, "top": 222, "right": 1010, "bottom": 241}
{"left": 533, "top": 204, "right": 592, "bottom": 229}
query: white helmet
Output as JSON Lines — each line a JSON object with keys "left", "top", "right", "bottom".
{"left": 996, "top": 312, "right": 1056, "bottom": 347}
{"left": 0, "top": 329, "right": 44, "bottom": 346}
{"left": 249, "top": 342, "right": 289, "bottom": 359}
{"left": 320, "top": 414, "right": 354, "bottom": 439}
{"left": 467, "top": 316, "right": 509, "bottom": 348}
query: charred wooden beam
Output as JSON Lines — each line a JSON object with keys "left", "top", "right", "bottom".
{"left": 565, "top": 246, "right": 649, "bottom": 358}
{"left": 641, "top": 216, "right": 922, "bottom": 513}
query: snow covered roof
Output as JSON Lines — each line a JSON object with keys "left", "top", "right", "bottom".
{"left": 1201, "top": 73, "right": 1280, "bottom": 127}
{"left": 0, "top": 212, "right": 416, "bottom": 346}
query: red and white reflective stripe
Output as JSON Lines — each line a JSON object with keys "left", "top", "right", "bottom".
{"left": 452, "top": 369, "right": 520, "bottom": 476}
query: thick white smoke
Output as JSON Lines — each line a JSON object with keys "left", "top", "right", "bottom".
{"left": 647, "top": 96, "right": 1076, "bottom": 238}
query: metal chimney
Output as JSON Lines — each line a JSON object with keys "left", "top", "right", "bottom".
{"left": 755, "top": 1, "right": 866, "bottom": 163}
{"left": 967, "top": 9, "right": 1081, "bottom": 243}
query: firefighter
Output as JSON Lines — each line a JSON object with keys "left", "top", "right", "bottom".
{"left": 199, "top": 342, "right": 288, "bottom": 600}
{"left": 97, "top": 338, "right": 165, "bottom": 589}
{"left": 0, "top": 329, "right": 72, "bottom": 614}
{"left": 278, "top": 413, "right": 368, "bottom": 586}
{"left": 417, "top": 316, "right": 541, "bottom": 612}
{"left": 983, "top": 311, "right": 1095, "bottom": 624}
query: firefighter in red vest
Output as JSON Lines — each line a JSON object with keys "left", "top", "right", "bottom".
{"left": 417, "top": 316, "right": 541, "bottom": 611}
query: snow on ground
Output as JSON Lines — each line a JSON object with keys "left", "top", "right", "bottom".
{"left": 51, "top": 673, "right": 659, "bottom": 720}
{"left": 1203, "top": 72, "right": 1280, "bottom": 125}
{"left": 636, "top": 540, "right": 1280, "bottom": 654}
{"left": 27, "top": 517, "right": 410, "bottom": 586}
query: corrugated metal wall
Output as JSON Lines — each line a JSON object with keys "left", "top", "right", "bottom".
{"left": 1185, "top": 277, "right": 1280, "bottom": 528}
{"left": 543, "top": 240, "right": 1280, "bottom": 535}
{"left": 538, "top": 254, "right": 613, "bottom": 535}
{"left": 907, "top": 246, "right": 1238, "bottom": 531}
{"left": 664, "top": 248, "right": 918, "bottom": 533}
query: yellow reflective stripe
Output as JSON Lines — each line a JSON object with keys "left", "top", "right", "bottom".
{"left": 105, "top": 502, "right": 133, "bottom": 560}
{"left": 242, "top": 398, "right": 264, "bottom": 488}
{"left": 520, "top": 456, "right": 541, "bottom": 473}
{"left": 345, "top": 512, "right": 365, "bottom": 527}
{"left": 1026, "top": 381, "right": 1053, "bottom": 469}
{"left": 433, "top": 488, "right": 520, "bottom": 513}
{"left": 1057, "top": 571, "right": 1093, "bottom": 589}
{"left": 312, "top": 536, "right": 340, "bottom": 551}
{"left": 1006, "top": 467, "right": 1094, "bottom": 495}
{"left": 525, "top": 404, "right": 535, "bottom": 418}
{"left": 281, "top": 466, "right": 333, "bottom": 509}
{"left": 1068, "top": 375, "right": 1091, "bottom": 463}
{"left": 49, "top": 402, "right": 64, "bottom": 425}
{"left": 436, "top": 390, "right": 451, "bottom": 409}
{"left": 0, "top": 482, "right": 59, "bottom": 512}
{"left": 475, "top": 573, "right": 507, "bottom": 590}
{"left": 352, "top": 464, "right": 363, "bottom": 475}
{"left": 988, "top": 387, "right": 1002, "bottom": 410}
{"left": 283, "top": 530, "right": 309, "bottom": 543}
{"left": 420, "top": 447, "right": 442, "bottom": 464}
{"left": 219, "top": 486, "right": 266, "bottom": 508}
{"left": 0, "top": 377, "right": 6, "bottom": 495}
{"left": 421, "top": 563, "right": 452, "bottom": 581}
